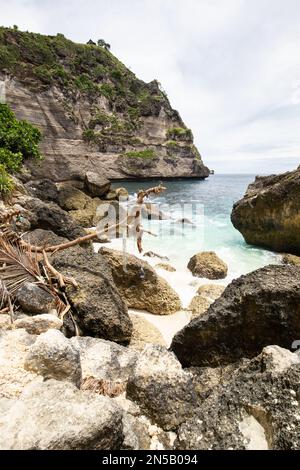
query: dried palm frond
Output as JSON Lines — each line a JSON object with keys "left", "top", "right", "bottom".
{"left": 0, "top": 236, "right": 43, "bottom": 298}
{"left": 0, "top": 236, "right": 67, "bottom": 315}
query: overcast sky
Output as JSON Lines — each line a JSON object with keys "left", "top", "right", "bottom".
{"left": 1, "top": 0, "right": 300, "bottom": 174}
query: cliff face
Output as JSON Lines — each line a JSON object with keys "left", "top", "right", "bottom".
{"left": 231, "top": 167, "right": 300, "bottom": 255}
{"left": 0, "top": 28, "right": 209, "bottom": 182}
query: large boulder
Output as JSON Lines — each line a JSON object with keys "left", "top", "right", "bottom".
{"left": 84, "top": 171, "right": 111, "bottom": 197}
{"left": 51, "top": 248, "right": 132, "bottom": 343}
{"left": 57, "top": 185, "right": 92, "bottom": 211}
{"left": 0, "top": 380, "right": 123, "bottom": 450}
{"left": 187, "top": 252, "right": 228, "bottom": 280}
{"left": 70, "top": 336, "right": 137, "bottom": 392}
{"left": 24, "top": 197, "right": 86, "bottom": 240}
{"left": 231, "top": 167, "right": 300, "bottom": 255}
{"left": 25, "top": 179, "right": 58, "bottom": 203}
{"left": 127, "top": 345, "right": 198, "bottom": 431}
{"left": 171, "top": 265, "right": 300, "bottom": 367}
{"left": 99, "top": 248, "right": 181, "bottom": 314}
{"left": 176, "top": 346, "right": 300, "bottom": 450}
{"left": 24, "top": 330, "right": 82, "bottom": 387}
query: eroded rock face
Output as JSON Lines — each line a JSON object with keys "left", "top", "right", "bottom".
{"left": 51, "top": 248, "right": 132, "bottom": 343}
{"left": 99, "top": 248, "right": 181, "bottom": 315}
{"left": 3, "top": 48, "right": 209, "bottom": 182}
{"left": 187, "top": 252, "right": 228, "bottom": 280}
{"left": 176, "top": 346, "right": 300, "bottom": 450}
{"left": 0, "top": 380, "right": 123, "bottom": 450}
{"left": 127, "top": 345, "right": 198, "bottom": 431}
{"left": 171, "top": 265, "right": 300, "bottom": 367}
{"left": 24, "top": 330, "right": 82, "bottom": 387}
{"left": 231, "top": 168, "right": 300, "bottom": 255}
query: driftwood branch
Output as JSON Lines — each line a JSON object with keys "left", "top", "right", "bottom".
{"left": 42, "top": 250, "right": 78, "bottom": 288}
{"left": 137, "top": 183, "right": 166, "bottom": 204}
{"left": 19, "top": 184, "right": 165, "bottom": 255}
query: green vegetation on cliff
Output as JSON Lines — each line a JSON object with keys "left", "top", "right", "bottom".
{"left": 166, "top": 127, "right": 193, "bottom": 142}
{"left": 0, "top": 26, "right": 179, "bottom": 131}
{"left": 124, "top": 149, "right": 156, "bottom": 159}
{"left": 0, "top": 103, "right": 41, "bottom": 192}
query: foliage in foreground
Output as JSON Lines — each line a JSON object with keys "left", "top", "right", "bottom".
{"left": 0, "top": 103, "right": 42, "bottom": 193}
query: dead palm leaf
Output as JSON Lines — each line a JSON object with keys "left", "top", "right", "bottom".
{"left": 0, "top": 236, "right": 67, "bottom": 314}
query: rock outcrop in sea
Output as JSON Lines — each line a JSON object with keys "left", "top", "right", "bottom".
{"left": 231, "top": 166, "right": 300, "bottom": 255}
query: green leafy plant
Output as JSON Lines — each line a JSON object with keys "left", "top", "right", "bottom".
{"left": 0, "top": 163, "right": 14, "bottom": 193}
{"left": 0, "top": 103, "right": 42, "bottom": 193}
{"left": 166, "top": 140, "right": 179, "bottom": 148}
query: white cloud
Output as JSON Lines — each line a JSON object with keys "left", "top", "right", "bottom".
{"left": 0, "top": 0, "right": 300, "bottom": 173}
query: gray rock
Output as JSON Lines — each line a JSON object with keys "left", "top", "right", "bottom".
{"left": 16, "top": 283, "right": 57, "bottom": 315}
{"left": 122, "top": 414, "right": 152, "bottom": 450}
{"left": 52, "top": 249, "right": 132, "bottom": 343}
{"left": 187, "top": 251, "right": 228, "bottom": 280}
{"left": 231, "top": 168, "right": 300, "bottom": 255}
{"left": 14, "top": 314, "right": 63, "bottom": 335}
{"left": 171, "top": 265, "right": 300, "bottom": 367}
{"left": 25, "top": 197, "right": 86, "bottom": 240}
{"left": 57, "top": 185, "right": 92, "bottom": 211}
{"left": 23, "top": 228, "right": 68, "bottom": 247}
{"left": 189, "top": 284, "right": 225, "bottom": 319}
{"left": 0, "top": 380, "right": 123, "bottom": 450}
{"left": 127, "top": 345, "right": 198, "bottom": 431}
{"left": 100, "top": 248, "right": 181, "bottom": 315}
{"left": 24, "top": 330, "right": 82, "bottom": 387}
{"left": 70, "top": 336, "right": 137, "bottom": 387}
{"left": 129, "top": 313, "right": 167, "bottom": 351}
{"left": 85, "top": 171, "right": 111, "bottom": 197}
{"left": 0, "top": 329, "right": 40, "bottom": 399}
{"left": 176, "top": 346, "right": 300, "bottom": 450}
{"left": 282, "top": 253, "right": 300, "bottom": 266}
{"left": 25, "top": 179, "right": 58, "bottom": 203}
{"left": 0, "top": 315, "right": 12, "bottom": 330}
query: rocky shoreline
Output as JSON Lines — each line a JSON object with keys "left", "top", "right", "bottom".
{"left": 0, "top": 169, "right": 300, "bottom": 450}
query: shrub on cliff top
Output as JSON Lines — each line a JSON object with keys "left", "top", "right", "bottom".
{"left": 166, "top": 127, "right": 193, "bottom": 142}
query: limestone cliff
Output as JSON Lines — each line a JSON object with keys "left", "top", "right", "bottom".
{"left": 231, "top": 166, "right": 300, "bottom": 255}
{"left": 0, "top": 27, "right": 209, "bottom": 182}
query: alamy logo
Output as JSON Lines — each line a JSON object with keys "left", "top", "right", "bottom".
{"left": 292, "top": 340, "right": 300, "bottom": 351}
{"left": 0, "top": 81, "right": 6, "bottom": 103}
